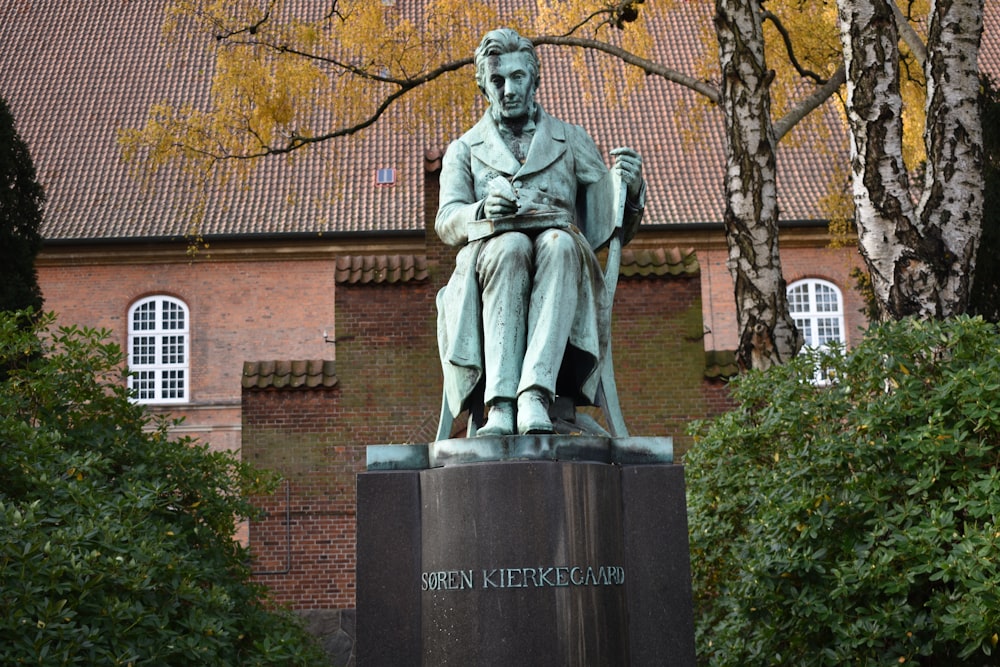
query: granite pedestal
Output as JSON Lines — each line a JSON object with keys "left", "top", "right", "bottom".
{"left": 356, "top": 435, "right": 695, "bottom": 667}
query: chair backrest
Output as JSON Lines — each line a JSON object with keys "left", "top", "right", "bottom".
{"left": 594, "top": 174, "right": 629, "bottom": 437}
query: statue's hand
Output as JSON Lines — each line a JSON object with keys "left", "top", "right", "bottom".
{"left": 484, "top": 176, "right": 518, "bottom": 219}
{"left": 484, "top": 193, "right": 518, "bottom": 219}
{"left": 610, "top": 147, "right": 643, "bottom": 200}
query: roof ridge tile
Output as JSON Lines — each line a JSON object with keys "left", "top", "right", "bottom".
{"left": 241, "top": 359, "right": 339, "bottom": 391}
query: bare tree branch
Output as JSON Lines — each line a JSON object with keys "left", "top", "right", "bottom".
{"left": 761, "top": 10, "right": 830, "bottom": 84}
{"left": 325, "top": 1, "right": 346, "bottom": 22}
{"left": 774, "top": 65, "right": 846, "bottom": 140}
{"left": 214, "top": 0, "right": 275, "bottom": 40}
{"left": 554, "top": 5, "right": 619, "bottom": 36}
{"left": 206, "top": 55, "right": 475, "bottom": 159}
{"left": 891, "top": 0, "right": 927, "bottom": 67}
{"left": 531, "top": 34, "right": 721, "bottom": 104}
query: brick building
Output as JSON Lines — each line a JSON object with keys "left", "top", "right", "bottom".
{"left": 4, "top": 0, "right": 994, "bottom": 649}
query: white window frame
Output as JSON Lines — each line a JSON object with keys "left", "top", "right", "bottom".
{"left": 127, "top": 296, "right": 190, "bottom": 404}
{"left": 787, "top": 278, "right": 846, "bottom": 383}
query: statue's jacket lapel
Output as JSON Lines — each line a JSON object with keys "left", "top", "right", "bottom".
{"left": 466, "top": 109, "right": 568, "bottom": 195}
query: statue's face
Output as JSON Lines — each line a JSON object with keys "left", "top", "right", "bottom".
{"left": 482, "top": 51, "right": 536, "bottom": 123}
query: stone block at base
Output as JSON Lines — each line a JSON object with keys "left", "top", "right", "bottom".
{"left": 623, "top": 464, "right": 697, "bottom": 665}
{"left": 356, "top": 471, "right": 421, "bottom": 666}
{"left": 356, "top": 437, "right": 695, "bottom": 667}
{"left": 420, "top": 461, "right": 628, "bottom": 665}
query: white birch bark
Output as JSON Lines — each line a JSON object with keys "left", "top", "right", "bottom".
{"left": 837, "top": 0, "right": 984, "bottom": 319}
{"left": 715, "top": 0, "right": 802, "bottom": 370}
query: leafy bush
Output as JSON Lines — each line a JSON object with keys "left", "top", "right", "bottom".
{"left": 0, "top": 312, "right": 327, "bottom": 666}
{"left": 687, "top": 316, "right": 1000, "bottom": 666}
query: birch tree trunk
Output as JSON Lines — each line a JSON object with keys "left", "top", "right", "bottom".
{"left": 715, "top": 0, "right": 802, "bottom": 370}
{"left": 837, "top": 0, "right": 984, "bottom": 320}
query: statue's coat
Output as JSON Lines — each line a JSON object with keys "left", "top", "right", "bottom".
{"left": 435, "top": 105, "right": 644, "bottom": 417}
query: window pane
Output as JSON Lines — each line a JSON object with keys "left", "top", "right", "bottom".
{"left": 787, "top": 284, "right": 809, "bottom": 313}
{"left": 816, "top": 318, "right": 841, "bottom": 345}
{"left": 163, "top": 335, "right": 185, "bottom": 364}
{"left": 132, "top": 301, "right": 156, "bottom": 331}
{"left": 162, "top": 301, "right": 185, "bottom": 330}
{"left": 815, "top": 284, "right": 839, "bottom": 312}
{"left": 132, "top": 335, "right": 156, "bottom": 365}
{"left": 132, "top": 370, "right": 156, "bottom": 401}
{"left": 793, "top": 317, "right": 812, "bottom": 346}
{"left": 161, "top": 370, "right": 185, "bottom": 400}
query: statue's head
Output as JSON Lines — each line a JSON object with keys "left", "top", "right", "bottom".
{"left": 474, "top": 28, "right": 540, "bottom": 123}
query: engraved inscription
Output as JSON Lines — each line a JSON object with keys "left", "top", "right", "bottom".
{"left": 421, "top": 569, "right": 476, "bottom": 591}
{"left": 421, "top": 565, "right": 625, "bottom": 591}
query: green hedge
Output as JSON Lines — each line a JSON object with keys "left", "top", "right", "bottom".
{"left": 687, "top": 317, "right": 1000, "bottom": 666}
{"left": 0, "top": 312, "right": 326, "bottom": 666}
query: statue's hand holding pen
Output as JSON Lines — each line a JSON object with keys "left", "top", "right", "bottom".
{"left": 484, "top": 176, "right": 518, "bottom": 219}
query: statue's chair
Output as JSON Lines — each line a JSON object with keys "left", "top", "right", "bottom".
{"left": 434, "top": 179, "right": 630, "bottom": 441}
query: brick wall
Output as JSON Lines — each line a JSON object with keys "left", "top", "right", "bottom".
{"left": 245, "top": 278, "right": 442, "bottom": 609}
{"left": 39, "top": 256, "right": 336, "bottom": 398}
{"left": 611, "top": 273, "right": 733, "bottom": 453}
{"left": 244, "top": 387, "right": 361, "bottom": 609}
{"left": 38, "top": 253, "right": 337, "bottom": 455}
{"left": 700, "top": 244, "right": 868, "bottom": 353}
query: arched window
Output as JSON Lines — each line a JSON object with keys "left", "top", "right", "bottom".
{"left": 128, "top": 296, "right": 190, "bottom": 404}
{"left": 787, "top": 279, "right": 846, "bottom": 349}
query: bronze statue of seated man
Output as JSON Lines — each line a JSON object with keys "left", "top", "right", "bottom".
{"left": 435, "top": 28, "right": 645, "bottom": 436}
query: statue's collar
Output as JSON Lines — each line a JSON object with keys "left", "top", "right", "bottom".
{"left": 470, "top": 105, "right": 566, "bottom": 177}
{"left": 492, "top": 104, "right": 538, "bottom": 138}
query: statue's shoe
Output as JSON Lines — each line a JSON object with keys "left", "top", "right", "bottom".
{"left": 477, "top": 401, "right": 514, "bottom": 436}
{"left": 517, "top": 390, "right": 554, "bottom": 435}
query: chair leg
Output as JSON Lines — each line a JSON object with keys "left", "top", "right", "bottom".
{"left": 598, "top": 347, "right": 629, "bottom": 438}
{"left": 436, "top": 393, "right": 455, "bottom": 441}
{"left": 467, "top": 400, "right": 484, "bottom": 437}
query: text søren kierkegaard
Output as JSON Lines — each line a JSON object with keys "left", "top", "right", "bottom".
{"left": 421, "top": 565, "right": 626, "bottom": 591}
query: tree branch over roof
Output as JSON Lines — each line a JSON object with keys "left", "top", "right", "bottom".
{"left": 891, "top": 0, "right": 928, "bottom": 67}
{"left": 220, "top": 55, "right": 477, "bottom": 159}
{"left": 190, "top": 28, "right": 843, "bottom": 161}
{"left": 132, "top": 1, "right": 856, "bottom": 168}
{"left": 214, "top": 0, "right": 275, "bottom": 40}
{"left": 774, "top": 65, "right": 845, "bottom": 141}
{"left": 761, "top": 10, "right": 830, "bottom": 85}
{"left": 531, "top": 34, "right": 722, "bottom": 104}
{"left": 155, "top": 34, "right": 722, "bottom": 161}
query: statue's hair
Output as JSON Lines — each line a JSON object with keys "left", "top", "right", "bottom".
{"left": 474, "top": 28, "right": 540, "bottom": 93}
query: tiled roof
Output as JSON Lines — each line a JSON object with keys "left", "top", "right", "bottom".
{"left": 985, "top": 6, "right": 1000, "bottom": 86}
{"left": 0, "top": 0, "right": 425, "bottom": 241}
{"left": 334, "top": 254, "right": 429, "bottom": 284}
{"left": 241, "top": 360, "right": 338, "bottom": 390}
{"left": 619, "top": 247, "right": 699, "bottom": 278}
{"left": 330, "top": 250, "right": 687, "bottom": 285}
{"left": 1, "top": 1, "right": 997, "bottom": 242}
